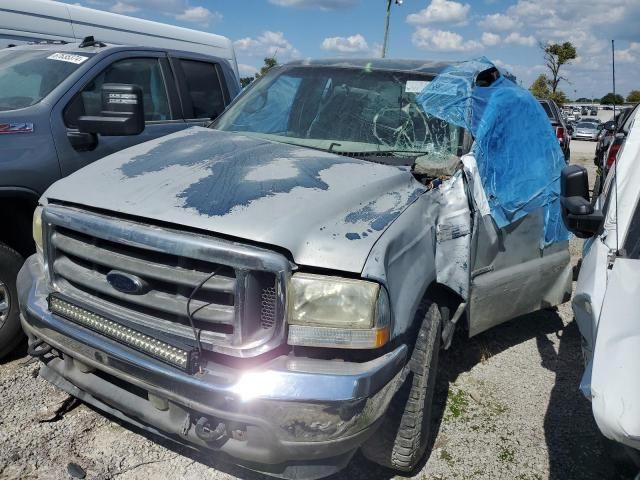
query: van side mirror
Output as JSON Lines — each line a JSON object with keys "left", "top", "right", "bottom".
{"left": 603, "top": 120, "right": 616, "bottom": 132}
{"left": 77, "top": 84, "right": 145, "bottom": 136}
{"left": 560, "top": 165, "right": 604, "bottom": 238}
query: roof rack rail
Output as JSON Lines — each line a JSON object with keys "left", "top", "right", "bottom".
{"left": 27, "top": 40, "right": 69, "bottom": 45}
{"left": 79, "top": 36, "right": 107, "bottom": 48}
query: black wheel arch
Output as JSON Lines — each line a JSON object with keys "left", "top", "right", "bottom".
{"left": 0, "top": 187, "right": 40, "bottom": 257}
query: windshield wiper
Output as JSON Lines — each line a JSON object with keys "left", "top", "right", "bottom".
{"left": 331, "top": 148, "right": 429, "bottom": 157}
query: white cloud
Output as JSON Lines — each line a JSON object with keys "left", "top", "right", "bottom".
{"left": 615, "top": 42, "right": 640, "bottom": 64}
{"left": 412, "top": 27, "right": 482, "bottom": 52}
{"left": 99, "top": 0, "right": 223, "bottom": 26}
{"left": 110, "top": 1, "right": 139, "bottom": 13}
{"left": 504, "top": 32, "right": 536, "bottom": 47}
{"left": 481, "top": 32, "right": 501, "bottom": 46}
{"left": 175, "top": 6, "right": 221, "bottom": 25}
{"left": 478, "top": 13, "right": 521, "bottom": 31}
{"left": 234, "top": 31, "right": 301, "bottom": 61}
{"left": 406, "top": 0, "right": 470, "bottom": 25}
{"left": 321, "top": 34, "right": 370, "bottom": 54}
{"left": 269, "top": 0, "right": 358, "bottom": 9}
{"left": 238, "top": 64, "right": 258, "bottom": 77}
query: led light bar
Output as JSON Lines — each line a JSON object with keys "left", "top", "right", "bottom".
{"left": 48, "top": 295, "right": 197, "bottom": 373}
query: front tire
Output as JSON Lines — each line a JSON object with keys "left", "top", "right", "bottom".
{"left": 0, "top": 243, "right": 25, "bottom": 358}
{"left": 361, "top": 299, "right": 442, "bottom": 472}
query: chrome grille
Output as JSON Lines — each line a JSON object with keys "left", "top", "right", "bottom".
{"left": 42, "top": 205, "right": 290, "bottom": 357}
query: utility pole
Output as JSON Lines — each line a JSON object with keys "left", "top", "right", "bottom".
{"left": 381, "top": 0, "right": 402, "bottom": 58}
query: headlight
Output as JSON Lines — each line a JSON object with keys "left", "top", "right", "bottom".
{"left": 32, "top": 206, "right": 44, "bottom": 254}
{"left": 287, "top": 273, "right": 390, "bottom": 349}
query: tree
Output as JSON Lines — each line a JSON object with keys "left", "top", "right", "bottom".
{"left": 626, "top": 90, "right": 640, "bottom": 103}
{"left": 540, "top": 41, "right": 577, "bottom": 94}
{"left": 600, "top": 92, "right": 624, "bottom": 105}
{"left": 529, "top": 74, "right": 551, "bottom": 99}
{"left": 549, "top": 90, "right": 568, "bottom": 105}
{"left": 575, "top": 97, "right": 592, "bottom": 103}
{"left": 240, "top": 76, "right": 254, "bottom": 88}
{"left": 255, "top": 57, "right": 278, "bottom": 78}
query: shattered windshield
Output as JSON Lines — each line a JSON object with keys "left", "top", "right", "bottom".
{"left": 0, "top": 49, "right": 93, "bottom": 111}
{"left": 214, "top": 66, "right": 462, "bottom": 162}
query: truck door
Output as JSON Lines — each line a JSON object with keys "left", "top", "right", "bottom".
{"left": 467, "top": 185, "right": 572, "bottom": 337}
{"left": 168, "top": 55, "right": 232, "bottom": 128}
{"left": 51, "top": 51, "right": 186, "bottom": 177}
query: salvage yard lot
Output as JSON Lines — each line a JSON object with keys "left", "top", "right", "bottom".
{"left": 0, "top": 141, "right": 632, "bottom": 480}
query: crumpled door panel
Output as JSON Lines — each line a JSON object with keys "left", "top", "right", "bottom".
{"left": 591, "top": 258, "right": 640, "bottom": 450}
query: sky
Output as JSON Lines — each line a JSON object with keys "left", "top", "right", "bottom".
{"left": 60, "top": 0, "right": 640, "bottom": 99}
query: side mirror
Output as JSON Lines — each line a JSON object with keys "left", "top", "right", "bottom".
{"left": 603, "top": 120, "right": 616, "bottom": 133}
{"left": 560, "top": 165, "right": 604, "bottom": 238}
{"left": 77, "top": 84, "right": 144, "bottom": 136}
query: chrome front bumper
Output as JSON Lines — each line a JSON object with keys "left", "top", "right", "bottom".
{"left": 18, "top": 255, "right": 406, "bottom": 478}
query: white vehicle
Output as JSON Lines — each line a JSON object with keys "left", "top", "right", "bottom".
{"left": 0, "top": 0, "right": 239, "bottom": 80}
{"left": 560, "top": 105, "right": 640, "bottom": 463}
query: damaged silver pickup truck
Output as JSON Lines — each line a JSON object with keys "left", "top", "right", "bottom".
{"left": 18, "top": 58, "right": 571, "bottom": 479}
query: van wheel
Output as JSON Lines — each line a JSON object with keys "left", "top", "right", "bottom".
{"left": 361, "top": 299, "right": 442, "bottom": 472}
{"left": 0, "top": 243, "right": 25, "bottom": 358}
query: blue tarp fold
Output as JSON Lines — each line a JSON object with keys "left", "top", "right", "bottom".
{"left": 417, "top": 57, "right": 569, "bottom": 245}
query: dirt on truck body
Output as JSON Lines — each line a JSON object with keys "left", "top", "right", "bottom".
{"left": 18, "top": 57, "right": 571, "bottom": 479}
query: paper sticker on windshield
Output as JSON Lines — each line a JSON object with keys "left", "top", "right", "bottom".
{"left": 405, "top": 80, "right": 430, "bottom": 94}
{"left": 47, "top": 53, "right": 89, "bottom": 64}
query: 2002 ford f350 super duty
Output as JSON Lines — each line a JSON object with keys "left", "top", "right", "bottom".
{"left": 18, "top": 58, "right": 572, "bottom": 479}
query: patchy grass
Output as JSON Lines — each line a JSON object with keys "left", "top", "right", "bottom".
{"left": 515, "top": 474, "right": 543, "bottom": 480}
{"left": 440, "top": 449, "right": 454, "bottom": 466}
{"left": 447, "top": 389, "right": 469, "bottom": 419}
{"left": 498, "top": 445, "right": 516, "bottom": 464}
{"left": 489, "top": 400, "right": 509, "bottom": 415}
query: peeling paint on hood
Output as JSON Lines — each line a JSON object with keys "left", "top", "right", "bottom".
{"left": 44, "top": 127, "right": 426, "bottom": 272}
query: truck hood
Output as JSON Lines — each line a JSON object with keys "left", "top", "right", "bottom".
{"left": 44, "top": 127, "right": 426, "bottom": 273}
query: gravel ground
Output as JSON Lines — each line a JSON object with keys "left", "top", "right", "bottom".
{"left": 0, "top": 142, "right": 635, "bottom": 480}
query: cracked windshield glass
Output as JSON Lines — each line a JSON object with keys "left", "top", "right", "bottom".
{"left": 214, "top": 66, "right": 461, "bottom": 165}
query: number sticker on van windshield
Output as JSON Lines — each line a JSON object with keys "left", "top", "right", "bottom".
{"left": 405, "top": 80, "right": 430, "bottom": 94}
{"left": 47, "top": 53, "right": 89, "bottom": 64}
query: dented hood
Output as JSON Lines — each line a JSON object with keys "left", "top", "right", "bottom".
{"left": 44, "top": 127, "right": 426, "bottom": 273}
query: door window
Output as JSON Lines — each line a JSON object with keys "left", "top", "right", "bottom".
{"left": 179, "top": 59, "right": 226, "bottom": 119}
{"left": 623, "top": 199, "right": 640, "bottom": 259}
{"left": 64, "top": 57, "right": 171, "bottom": 127}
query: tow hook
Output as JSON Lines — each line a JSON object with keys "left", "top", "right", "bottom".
{"left": 27, "top": 339, "right": 52, "bottom": 357}
{"left": 195, "top": 416, "right": 227, "bottom": 442}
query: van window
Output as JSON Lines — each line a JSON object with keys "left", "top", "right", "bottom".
{"left": 0, "top": 49, "right": 93, "bottom": 111}
{"left": 64, "top": 57, "right": 171, "bottom": 127}
{"left": 179, "top": 59, "right": 226, "bottom": 119}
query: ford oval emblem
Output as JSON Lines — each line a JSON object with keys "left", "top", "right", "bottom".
{"left": 106, "top": 270, "right": 147, "bottom": 295}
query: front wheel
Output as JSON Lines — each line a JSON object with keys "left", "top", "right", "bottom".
{"left": 0, "top": 243, "right": 25, "bottom": 358}
{"left": 361, "top": 299, "right": 442, "bottom": 472}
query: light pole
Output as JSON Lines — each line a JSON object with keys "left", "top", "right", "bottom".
{"left": 382, "top": 0, "right": 402, "bottom": 58}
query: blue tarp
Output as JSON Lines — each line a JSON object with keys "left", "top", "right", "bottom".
{"left": 417, "top": 57, "right": 569, "bottom": 245}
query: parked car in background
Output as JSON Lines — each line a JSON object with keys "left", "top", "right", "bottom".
{"left": 601, "top": 104, "right": 639, "bottom": 177}
{"left": 595, "top": 107, "right": 633, "bottom": 169}
{"left": 590, "top": 108, "right": 598, "bottom": 116}
{"left": 581, "top": 106, "right": 589, "bottom": 116}
{"left": 539, "top": 98, "right": 571, "bottom": 162}
{"left": 18, "top": 58, "right": 571, "bottom": 479}
{"left": 0, "top": 0, "right": 239, "bottom": 78}
{"left": 0, "top": 39, "right": 240, "bottom": 358}
{"left": 573, "top": 122, "right": 600, "bottom": 141}
{"left": 561, "top": 104, "right": 640, "bottom": 467}
{"left": 581, "top": 117, "right": 601, "bottom": 125}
